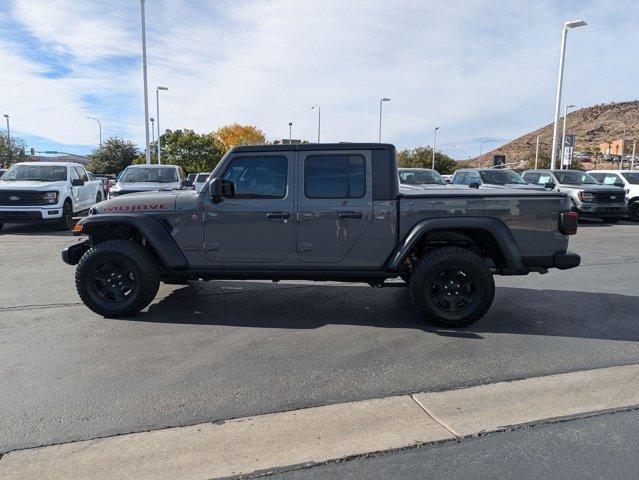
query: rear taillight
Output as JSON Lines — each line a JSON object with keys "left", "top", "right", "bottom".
{"left": 559, "top": 211, "right": 578, "bottom": 235}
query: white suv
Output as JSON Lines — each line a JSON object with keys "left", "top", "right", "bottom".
{"left": 109, "top": 164, "right": 187, "bottom": 199}
{"left": 588, "top": 170, "right": 639, "bottom": 221}
{"left": 0, "top": 162, "right": 103, "bottom": 230}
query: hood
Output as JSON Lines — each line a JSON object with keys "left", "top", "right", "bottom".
{"left": 112, "top": 181, "right": 180, "bottom": 193}
{"left": 0, "top": 180, "right": 66, "bottom": 190}
{"left": 92, "top": 190, "right": 182, "bottom": 214}
{"left": 559, "top": 183, "right": 625, "bottom": 192}
{"left": 481, "top": 183, "right": 546, "bottom": 191}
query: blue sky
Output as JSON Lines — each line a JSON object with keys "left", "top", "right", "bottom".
{"left": 0, "top": 0, "right": 637, "bottom": 159}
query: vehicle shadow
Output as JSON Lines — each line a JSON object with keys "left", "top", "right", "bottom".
{"left": 0, "top": 217, "right": 83, "bottom": 236}
{"left": 138, "top": 282, "right": 639, "bottom": 342}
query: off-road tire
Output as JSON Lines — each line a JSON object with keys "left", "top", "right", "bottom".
{"left": 409, "top": 246, "right": 495, "bottom": 328}
{"left": 75, "top": 240, "right": 160, "bottom": 317}
{"left": 629, "top": 201, "right": 639, "bottom": 221}
{"left": 56, "top": 200, "right": 74, "bottom": 230}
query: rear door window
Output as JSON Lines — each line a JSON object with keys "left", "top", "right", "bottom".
{"left": 304, "top": 155, "right": 366, "bottom": 198}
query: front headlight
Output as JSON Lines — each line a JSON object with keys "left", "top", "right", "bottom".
{"left": 579, "top": 192, "right": 595, "bottom": 202}
{"left": 42, "top": 191, "right": 58, "bottom": 204}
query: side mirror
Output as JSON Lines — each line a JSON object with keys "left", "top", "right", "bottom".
{"left": 71, "top": 179, "right": 84, "bottom": 187}
{"left": 544, "top": 182, "right": 556, "bottom": 189}
{"left": 210, "top": 178, "right": 235, "bottom": 203}
{"left": 468, "top": 181, "right": 480, "bottom": 189}
{"left": 614, "top": 182, "right": 625, "bottom": 188}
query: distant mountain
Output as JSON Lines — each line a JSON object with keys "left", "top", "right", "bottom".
{"left": 471, "top": 101, "right": 639, "bottom": 168}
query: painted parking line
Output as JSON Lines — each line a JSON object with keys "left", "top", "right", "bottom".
{"left": 2, "top": 364, "right": 638, "bottom": 480}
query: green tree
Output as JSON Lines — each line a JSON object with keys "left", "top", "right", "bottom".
{"left": 138, "top": 129, "right": 225, "bottom": 173}
{"left": 86, "top": 137, "right": 139, "bottom": 174}
{"left": 397, "top": 147, "right": 458, "bottom": 174}
{"left": 0, "top": 132, "right": 27, "bottom": 167}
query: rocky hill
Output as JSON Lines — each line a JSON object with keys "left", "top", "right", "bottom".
{"left": 472, "top": 101, "right": 639, "bottom": 169}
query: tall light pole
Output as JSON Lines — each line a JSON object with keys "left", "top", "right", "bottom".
{"left": 150, "top": 118, "right": 155, "bottom": 145}
{"left": 86, "top": 116, "right": 102, "bottom": 146}
{"left": 550, "top": 19, "right": 587, "bottom": 171}
{"left": 311, "top": 104, "right": 321, "bottom": 143}
{"left": 156, "top": 86, "right": 168, "bottom": 165}
{"left": 560, "top": 104, "right": 575, "bottom": 170}
{"left": 140, "top": 0, "right": 151, "bottom": 165}
{"left": 378, "top": 97, "right": 390, "bottom": 142}
{"left": 288, "top": 122, "right": 292, "bottom": 143}
{"left": 535, "top": 135, "right": 542, "bottom": 169}
{"left": 431, "top": 126, "right": 440, "bottom": 169}
{"left": 3, "top": 114, "right": 10, "bottom": 163}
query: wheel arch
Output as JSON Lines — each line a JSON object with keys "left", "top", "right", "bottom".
{"left": 387, "top": 217, "right": 527, "bottom": 275}
{"left": 76, "top": 214, "right": 188, "bottom": 269}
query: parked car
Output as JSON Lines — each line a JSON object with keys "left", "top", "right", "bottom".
{"left": 63, "top": 143, "right": 580, "bottom": 327}
{"left": 399, "top": 168, "right": 466, "bottom": 192}
{"left": 0, "top": 162, "right": 104, "bottom": 230}
{"left": 441, "top": 174, "right": 453, "bottom": 183}
{"left": 193, "top": 172, "right": 211, "bottom": 192}
{"left": 108, "top": 164, "right": 189, "bottom": 199}
{"left": 521, "top": 169, "right": 627, "bottom": 223}
{"left": 452, "top": 168, "right": 546, "bottom": 190}
{"left": 87, "top": 172, "right": 108, "bottom": 200}
{"left": 588, "top": 170, "right": 639, "bottom": 221}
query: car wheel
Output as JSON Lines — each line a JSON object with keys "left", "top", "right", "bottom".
{"left": 75, "top": 240, "right": 160, "bottom": 317}
{"left": 56, "top": 200, "right": 74, "bottom": 230}
{"left": 629, "top": 202, "right": 639, "bottom": 221}
{"left": 96, "top": 192, "right": 102, "bottom": 203}
{"left": 409, "top": 246, "right": 495, "bottom": 328}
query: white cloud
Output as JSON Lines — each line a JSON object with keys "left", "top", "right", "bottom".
{"left": 1, "top": 0, "right": 638, "bottom": 157}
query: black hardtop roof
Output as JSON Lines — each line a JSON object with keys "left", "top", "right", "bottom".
{"left": 230, "top": 143, "right": 395, "bottom": 153}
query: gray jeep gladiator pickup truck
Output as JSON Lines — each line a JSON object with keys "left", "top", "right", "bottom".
{"left": 62, "top": 143, "right": 580, "bottom": 327}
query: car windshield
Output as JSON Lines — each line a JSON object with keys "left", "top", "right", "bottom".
{"left": 195, "top": 173, "right": 210, "bottom": 183}
{"left": 120, "top": 167, "right": 178, "bottom": 183}
{"left": 1, "top": 164, "right": 67, "bottom": 182}
{"left": 554, "top": 171, "right": 598, "bottom": 185}
{"left": 399, "top": 170, "right": 446, "bottom": 185}
{"left": 621, "top": 172, "right": 639, "bottom": 185}
{"left": 479, "top": 170, "right": 525, "bottom": 185}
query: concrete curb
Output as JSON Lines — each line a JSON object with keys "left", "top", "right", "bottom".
{"left": 2, "top": 364, "right": 638, "bottom": 480}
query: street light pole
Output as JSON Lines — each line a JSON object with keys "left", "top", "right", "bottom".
{"left": 431, "top": 126, "right": 439, "bottom": 169}
{"left": 288, "top": 122, "right": 292, "bottom": 143}
{"left": 3, "top": 114, "right": 10, "bottom": 164}
{"left": 311, "top": 105, "right": 321, "bottom": 143}
{"left": 550, "top": 20, "right": 586, "bottom": 171}
{"left": 156, "top": 86, "right": 168, "bottom": 165}
{"left": 140, "top": 0, "right": 151, "bottom": 165}
{"left": 560, "top": 104, "right": 575, "bottom": 170}
{"left": 535, "top": 135, "right": 542, "bottom": 169}
{"left": 378, "top": 98, "right": 390, "bottom": 142}
{"left": 479, "top": 140, "right": 498, "bottom": 167}
{"left": 86, "top": 116, "right": 102, "bottom": 146}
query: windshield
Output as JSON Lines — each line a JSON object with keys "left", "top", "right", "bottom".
{"left": 120, "top": 167, "right": 178, "bottom": 183}
{"left": 195, "top": 173, "right": 210, "bottom": 183}
{"left": 1, "top": 164, "right": 67, "bottom": 182}
{"left": 399, "top": 170, "right": 446, "bottom": 185}
{"left": 554, "top": 171, "right": 598, "bottom": 185}
{"left": 622, "top": 172, "right": 639, "bottom": 185}
{"left": 479, "top": 170, "right": 525, "bottom": 185}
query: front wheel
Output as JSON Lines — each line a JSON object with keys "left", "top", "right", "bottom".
{"left": 409, "top": 246, "right": 495, "bottom": 328}
{"left": 629, "top": 202, "right": 639, "bottom": 221}
{"left": 55, "top": 200, "right": 74, "bottom": 230}
{"left": 75, "top": 240, "right": 160, "bottom": 317}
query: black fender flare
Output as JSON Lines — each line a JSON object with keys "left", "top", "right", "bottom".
{"left": 387, "top": 217, "right": 527, "bottom": 274}
{"left": 75, "top": 214, "right": 188, "bottom": 269}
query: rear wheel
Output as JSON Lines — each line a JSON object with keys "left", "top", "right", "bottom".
{"left": 409, "top": 246, "right": 495, "bottom": 328}
{"left": 75, "top": 240, "right": 160, "bottom": 317}
{"left": 56, "top": 200, "right": 74, "bottom": 230}
{"left": 629, "top": 202, "right": 639, "bottom": 221}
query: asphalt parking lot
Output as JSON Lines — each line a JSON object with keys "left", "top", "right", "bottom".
{"left": 1, "top": 219, "right": 639, "bottom": 458}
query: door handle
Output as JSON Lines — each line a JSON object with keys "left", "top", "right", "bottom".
{"left": 266, "top": 212, "right": 290, "bottom": 219}
{"left": 337, "top": 211, "right": 363, "bottom": 219}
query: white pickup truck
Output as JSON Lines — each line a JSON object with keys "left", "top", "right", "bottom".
{"left": 0, "top": 162, "right": 104, "bottom": 231}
